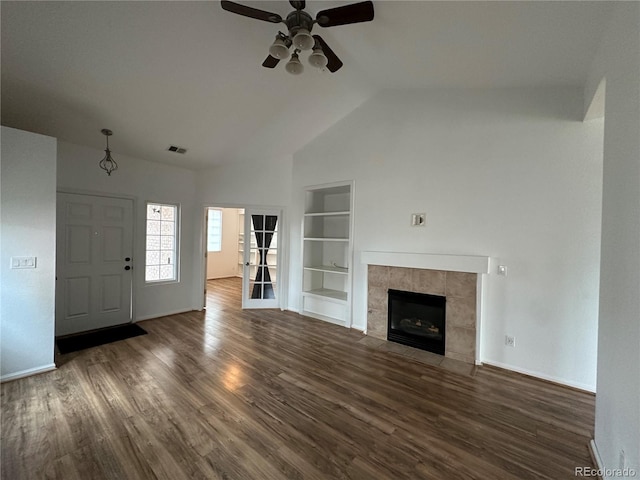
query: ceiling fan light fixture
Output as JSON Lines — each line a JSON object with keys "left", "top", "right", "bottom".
{"left": 269, "top": 36, "right": 290, "bottom": 59}
{"left": 308, "top": 47, "right": 328, "bottom": 69}
{"left": 285, "top": 51, "right": 304, "bottom": 75}
{"left": 292, "top": 28, "right": 314, "bottom": 50}
{"left": 221, "top": 0, "right": 374, "bottom": 74}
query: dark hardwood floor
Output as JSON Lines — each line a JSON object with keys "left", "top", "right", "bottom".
{"left": 1, "top": 277, "right": 595, "bottom": 479}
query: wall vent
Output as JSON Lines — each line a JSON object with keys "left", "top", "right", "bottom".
{"left": 167, "top": 145, "right": 188, "bottom": 154}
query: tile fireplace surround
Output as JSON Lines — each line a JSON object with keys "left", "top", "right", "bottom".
{"left": 361, "top": 252, "right": 490, "bottom": 365}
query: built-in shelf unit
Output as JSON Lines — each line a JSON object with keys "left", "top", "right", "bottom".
{"left": 301, "top": 182, "right": 353, "bottom": 326}
{"left": 237, "top": 210, "right": 247, "bottom": 277}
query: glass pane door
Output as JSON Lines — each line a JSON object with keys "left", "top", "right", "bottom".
{"left": 242, "top": 209, "right": 280, "bottom": 309}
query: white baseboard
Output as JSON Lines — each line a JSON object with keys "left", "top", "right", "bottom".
{"left": 300, "top": 310, "right": 348, "bottom": 328}
{"left": 482, "top": 360, "right": 596, "bottom": 393}
{"left": 1, "top": 363, "right": 56, "bottom": 383}
{"left": 135, "top": 308, "right": 193, "bottom": 322}
{"left": 590, "top": 439, "right": 604, "bottom": 471}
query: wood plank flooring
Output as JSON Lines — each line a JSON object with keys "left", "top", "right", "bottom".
{"left": 1, "top": 277, "right": 595, "bottom": 479}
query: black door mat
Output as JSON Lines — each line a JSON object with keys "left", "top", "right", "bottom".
{"left": 56, "top": 324, "right": 147, "bottom": 354}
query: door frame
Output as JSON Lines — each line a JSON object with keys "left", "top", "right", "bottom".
{"left": 199, "top": 203, "right": 288, "bottom": 311}
{"left": 56, "top": 188, "right": 138, "bottom": 328}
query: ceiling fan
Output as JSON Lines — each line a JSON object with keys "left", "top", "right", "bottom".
{"left": 221, "top": 0, "right": 374, "bottom": 74}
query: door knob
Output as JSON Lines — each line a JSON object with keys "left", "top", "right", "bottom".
{"left": 245, "top": 262, "right": 250, "bottom": 266}
{"left": 125, "top": 257, "right": 131, "bottom": 262}
{"left": 124, "top": 266, "right": 131, "bottom": 271}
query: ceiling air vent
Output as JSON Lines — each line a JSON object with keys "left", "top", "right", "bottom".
{"left": 167, "top": 145, "right": 188, "bottom": 154}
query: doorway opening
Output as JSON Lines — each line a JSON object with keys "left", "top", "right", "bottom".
{"left": 204, "top": 207, "right": 244, "bottom": 311}
{"left": 203, "top": 207, "right": 282, "bottom": 311}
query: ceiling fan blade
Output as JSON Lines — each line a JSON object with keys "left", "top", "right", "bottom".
{"left": 313, "top": 35, "right": 343, "bottom": 73}
{"left": 221, "top": 1, "right": 282, "bottom": 23}
{"left": 262, "top": 55, "right": 281, "bottom": 68}
{"left": 289, "top": 0, "right": 305, "bottom": 10}
{"left": 316, "top": 1, "right": 374, "bottom": 27}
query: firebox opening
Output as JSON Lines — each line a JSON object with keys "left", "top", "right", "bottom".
{"left": 387, "top": 289, "right": 446, "bottom": 355}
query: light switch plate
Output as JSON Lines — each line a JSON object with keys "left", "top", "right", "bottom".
{"left": 497, "top": 265, "right": 507, "bottom": 276}
{"left": 10, "top": 256, "right": 37, "bottom": 269}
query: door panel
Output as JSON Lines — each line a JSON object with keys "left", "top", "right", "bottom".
{"left": 242, "top": 210, "right": 280, "bottom": 309}
{"left": 67, "top": 202, "right": 92, "bottom": 219}
{"left": 66, "top": 277, "right": 90, "bottom": 317}
{"left": 103, "top": 205, "right": 124, "bottom": 220}
{"left": 103, "top": 226, "right": 124, "bottom": 261}
{"left": 100, "top": 274, "right": 122, "bottom": 311}
{"left": 67, "top": 225, "right": 92, "bottom": 263}
{"left": 56, "top": 193, "right": 134, "bottom": 335}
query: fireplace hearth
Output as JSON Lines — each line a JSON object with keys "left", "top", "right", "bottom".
{"left": 388, "top": 289, "right": 446, "bottom": 355}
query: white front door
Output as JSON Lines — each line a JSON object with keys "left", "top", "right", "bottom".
{"left": 56, "top": 193, "right": 134, "bottom": 335}
{"left": 242, "top": 209, "right": 280, "bottom": 309}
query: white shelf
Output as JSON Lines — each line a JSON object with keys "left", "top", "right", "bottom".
{"left": 304, "top": 265, "right": 348, "bottom": 275}
{"left": 304, "top": 211, "right": 350, "bottom": 217}
{"left": 304, "top": 237, "right": 349, "bottom": 242}
{"left": 303, "top": 288, "right": 348, "bottom": 302}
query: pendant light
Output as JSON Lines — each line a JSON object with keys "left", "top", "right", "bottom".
{"left": 99, "top": 129, "right": 118, "bottom": 176}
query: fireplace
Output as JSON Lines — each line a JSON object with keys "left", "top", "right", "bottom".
{"left": 388, "top": 289, "right": 446, "bottom": 355}
{"left": 363, "top": 252, "right": 489, "bottom": 364}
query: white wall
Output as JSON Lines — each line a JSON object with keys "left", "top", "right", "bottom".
{"left": 196, "top": 155, "right": 293, "bottom": 208}
{"left": 196, "top": 156, "right": 293, "bottom": 307}
{"left": 587, "top": 2, "right": 640, "bottom": 475}
{"left": 1, "top": 127, "right": 57, "bottom": 381}
{"left": 57, "top": 141, "right": 199, "bottom": 320}
{"left": 207, "top": 208, "right": 240, "bottom": 279}
{"left": 291, "top": 87, "right": 604, "bottom": 391}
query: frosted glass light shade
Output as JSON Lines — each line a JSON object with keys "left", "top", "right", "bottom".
{"left": 292, "top": 29, "right": 314, "bottom": 50}
{"left": 308, "top": 48, "right": 328, "bottom": 69}
{"left": 269, "top": 37, "right": 289, "bottom": 59}
{"left": 285, "top": 52, "right": 304, "bottom": 75}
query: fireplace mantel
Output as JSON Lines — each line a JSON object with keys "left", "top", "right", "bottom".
{"left": 360, "top": 251, "right": 491, "bottom": 274}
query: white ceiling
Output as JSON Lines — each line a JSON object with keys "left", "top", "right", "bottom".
{"left": 1, "top": 1, "right": 613, "bottom": 169}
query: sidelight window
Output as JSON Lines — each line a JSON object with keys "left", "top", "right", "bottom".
{"left": 145, "top": 202, "right": 179, "bottom": 282}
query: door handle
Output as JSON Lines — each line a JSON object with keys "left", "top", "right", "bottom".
{"left": 245, "top": 262, "right": 250, "bottom": 266}
{"left": 124, "top": 266, "right": 131, "bottom": 271}
{"left": 125, "top": 257, "right": 131, "bottom": 262}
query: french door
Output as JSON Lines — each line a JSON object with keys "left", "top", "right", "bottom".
{"left": 242, "top": 209, "right": 280, "bottom": 309}
{"left": 56, "top": 193, "right": 134, "bottom": 335}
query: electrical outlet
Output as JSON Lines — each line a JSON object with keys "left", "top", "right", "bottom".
{"left": 505, "top": 335, "right": 515, "bottom": 347}
{"left": 411, "top": 213, "right": 426, "bottom": 227}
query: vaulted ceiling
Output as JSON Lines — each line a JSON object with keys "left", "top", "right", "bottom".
{"left": 1, "top": 1, "right": 613, "bottom": 169}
